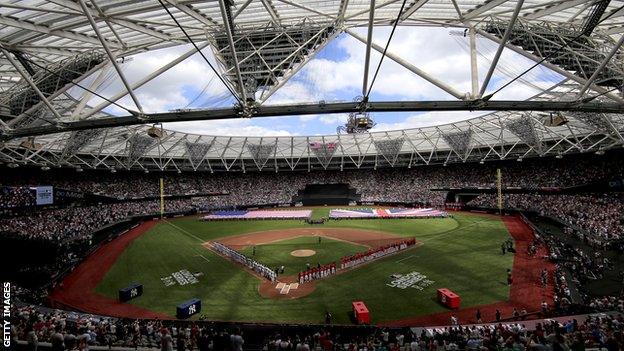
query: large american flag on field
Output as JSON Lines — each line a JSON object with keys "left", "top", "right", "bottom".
{"left": 330, "top": 208, "right": 448, "bottom": 219}
{"left": 203, "top": 209, "right": 312, "bottom": 220}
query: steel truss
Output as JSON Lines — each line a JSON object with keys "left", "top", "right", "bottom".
{"left": 210, "top": 21, "right": 338, "bottom": 104}
{"left": 1, "top": 0, "right": 624, "bottom": 171}
{"left": 484, "top": 17, "right": 624, "bottom": 91}
{"left": 1, "top": 104, "right": 623, "bottom": 172}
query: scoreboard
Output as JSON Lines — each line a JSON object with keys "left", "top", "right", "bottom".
{"left": 34, "top": 186, "right": 53, "bottom": 205}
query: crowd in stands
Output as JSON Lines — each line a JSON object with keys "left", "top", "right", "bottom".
{"left": 2, "top": 151, "right": 623, "bottom": 208}
{"left": 0, "top": 198, "right": 214, "bottom": 243}
{"left": 521, "top": 216, "right": 622, "bottom": 316}
{"left": 0, "top": 186, "right": 35, "bottom": 209}
{"left": 470, "top": 194, "right": 624, "bottom": 243}
{"left": 10, "top": 302, "right": 624, "bottom": 351}
{"left": 589, "top": 296, "right": 624, "bottom": 312}
{"left": 10, "top": 304, "right": 248, "bottom": 350}
{"left": 5, "top": 153, "right": 618, "bottom": 251}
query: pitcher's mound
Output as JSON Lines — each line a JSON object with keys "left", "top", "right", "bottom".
{"left": 291, "top": 249, "right": 316, "bottom": 257}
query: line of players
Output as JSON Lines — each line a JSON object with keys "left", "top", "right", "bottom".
{"left": 211, "top": 241, "right": 277, "bottom": 281}
{"left": 296, "top": 238, "right": 417, "bottom": 284}
{"left": 340, "top": 238, "right": 417, "bottom": 269}
{"left": 298, "top": 263, "right": 337, "bottom": 284}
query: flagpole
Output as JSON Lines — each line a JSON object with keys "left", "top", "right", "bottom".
{"left": 160, "top": 177, "right": 164, "bottom": 219}
{"left": 496, "top": 169, "right": 502, "bottom": 215}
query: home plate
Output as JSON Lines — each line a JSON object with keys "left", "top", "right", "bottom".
{"left": 280, "top": 284, "right": 290, "bottom": 294}
{"left": 276, "top": 283, "right": 299, "bottom": 295}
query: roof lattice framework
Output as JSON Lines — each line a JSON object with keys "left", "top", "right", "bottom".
{"left": 1, "top": 0, "right": 624, "bottom": 171}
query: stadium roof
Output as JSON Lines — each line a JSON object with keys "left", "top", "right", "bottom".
{"left": 0, "top": 0, "right": 623, "bottom": 170}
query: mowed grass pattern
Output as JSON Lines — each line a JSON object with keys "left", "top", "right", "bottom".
{"left": 95, "top": 211, "right": 513, "bottom": 324}
{"left": 239, "top": 236, "right": 365, "bottom": 276}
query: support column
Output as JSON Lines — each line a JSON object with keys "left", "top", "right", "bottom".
{"left": 469, "top": 26, "right": 479, "bottom": 98}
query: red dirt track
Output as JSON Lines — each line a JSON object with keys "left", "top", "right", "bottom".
{"left": 382, "top": 215, "right": 555, "bottom": 327}
{"left": 48, "top": 221, "right": 173, "bottom": 319}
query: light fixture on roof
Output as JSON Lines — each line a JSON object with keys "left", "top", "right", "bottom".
{"left": 517, "top": 157, "right": 523, "bottom": 162}
{"left": 147, "top": 123, "right": 166, "bottom": 138}
{"left": 479, "top": 160, "right": 485, "bottom": 164}
{"left": 111, "top": 168, "right": 117, "bottom": 173}
{"left": 41, "top": 165, "right": 50, "bottom": 171}
{"left": 20, "top": 137, "right": 41, "bottom": 151}
{"left": 555, "top": 154, "right": 563, "bottom": 159}
{"left": 76, "top": 167, "right": 83, "bottom": 172}
{"left": 595, "top": 149, "right": 605, "bottom": 155}
{"left": 337, "top": 96, "right": 375, "bottom": 134}
{"left": 8, "top": 163, "right": 19, "bottom": 168}
{"left": 542, "top": 112, "right": 568, "bottom": 127}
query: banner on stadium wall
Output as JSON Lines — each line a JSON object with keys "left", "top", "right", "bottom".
{"left": 35, "top": 186, "right": 54, "bottom": 205}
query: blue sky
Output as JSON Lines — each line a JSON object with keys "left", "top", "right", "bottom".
{"left": 77, "top": 27, "right": 563, "bottom": 136}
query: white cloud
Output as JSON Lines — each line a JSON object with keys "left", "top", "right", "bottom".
{"left": 319, "top": 113, "right": 348, "bottom": 125}
{"left": 78, "top": 44, "right": 233, "bottom": 115}
{"left": 373, "top": 111, "right": 488, "bottom": 131}
{"left": 76, "top": 27, "right": 564, "bottom": 136}
{"left": 164, "top": 119, "right": 292, "bottom": 137}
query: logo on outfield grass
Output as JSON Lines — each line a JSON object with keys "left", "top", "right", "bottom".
{"left": 161, "top": 269, "right": 202, "bottom": 287}
{"left": 387, "top": 272, "right": 434, "bottom": 290}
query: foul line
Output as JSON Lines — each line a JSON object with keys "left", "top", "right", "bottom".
{"left": 163, "top": 220, "right": 205, "bottom": 243}
{"left": 396, "top": 254, "right": 417, "bottom": 263}
{"left": 419, "top": 219, "right": 488, "bottom": 243}
{"left": 195, "top": 254, "right": 210, "bottom": 263}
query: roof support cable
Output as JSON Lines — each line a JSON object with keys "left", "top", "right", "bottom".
{"left": 483, "top": 4, "right": 624, "bottom": 102}
{"left": 156, "top": 0, "right": 243, "bottom": 106}
{"left": 579, "top": 86, "right": 620, "bottom": 104}
{"left": 0, "top": 44, "right": 139, "bottom": 118}
{"left": 363, "top": 0, "right": 409, "bottom": 103}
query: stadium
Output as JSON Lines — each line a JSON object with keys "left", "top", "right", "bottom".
{"left": 2, "top": 0, "right": 624, "bottom": 349}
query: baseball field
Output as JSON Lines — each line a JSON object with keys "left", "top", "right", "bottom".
{"left": 84, "top": 208, "right": 521, "bottom": 324}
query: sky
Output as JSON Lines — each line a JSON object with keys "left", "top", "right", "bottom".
{"left": 72, "top": 26, "right": 564, "bottom": 137}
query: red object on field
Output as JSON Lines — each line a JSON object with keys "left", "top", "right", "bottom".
{"left": 437, "top": 288, "right": 461, "bottom": 309}
{"left": 352, "top": 301, "right": 370, "bottom": 324}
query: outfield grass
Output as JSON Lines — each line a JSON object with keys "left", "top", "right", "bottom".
{"left": 310, "top": 207, "right": 330, "bottom": 220}
{"left": 239, "top": 236, "right": 364, "bottom": 276}
{"left": 95, "top": 211, "right": 513, "bottom": 324}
